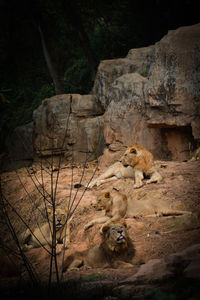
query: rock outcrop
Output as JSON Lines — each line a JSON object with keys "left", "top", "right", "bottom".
{"left": 5, "top": 23, "right": 200, "bottom": 166}
{"left": 113, "top": 244, "right": 200, "bottom": 299}
{"left": 33, "top": 94, "right": 104, "bottom": 163}
{"left": 93, "top": 23, "right": 200, "bottom": 163}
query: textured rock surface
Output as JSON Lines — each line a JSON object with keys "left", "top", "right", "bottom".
{"left": 122, "top": 244, "right": 200, "bottom": 284}
{"left": 113, "top": 244, "right": 200, "bottom": 298}
{"left": 33, "top": 94, "right": 104, "bottom": 162}
{"left": 7, "top": 24, "right": 200, "bottom": 166}
{"left": 93, "top": 23, "right": 200, "bottom": 163}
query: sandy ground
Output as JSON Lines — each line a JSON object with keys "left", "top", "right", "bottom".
{"left": 0, "top": 159, "right": 200, "bottom": 283}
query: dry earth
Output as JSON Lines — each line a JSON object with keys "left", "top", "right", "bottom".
{"left": 0, "top": 159, "right": 200, "bottom": 288}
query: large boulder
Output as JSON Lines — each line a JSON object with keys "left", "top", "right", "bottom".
{"left": 33, "top": 94, "right": 104, "bottom": 163}
{"left": 93, "top": 23, "right": 200, "bottom": 163}
{"left": 93, "top": 45, "right": 155, "bottom": 110}
{"left": 113, "top": 244, "right": 200, "bottom": 299}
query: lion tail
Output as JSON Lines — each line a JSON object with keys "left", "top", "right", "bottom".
{"left": 161, "top": 209, "right": 192, "bottom": 216}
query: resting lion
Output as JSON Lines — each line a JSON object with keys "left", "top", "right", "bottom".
{"left": 62, "top": 223, "right": 135, "bottom": 271}
{"left": 126, "top": 192, "right": 192, "bottom": 218}
{"left": 85, "top": 190, "right": 192, "bottom": 227}
{"left": 20, "top": 207, "right": 71, "bottom": 254}
{"left": 87, "top": 144, "right": 162, "bottom": 189}
{"left": 84, "top": 190, "right": 127, "bottom": 232}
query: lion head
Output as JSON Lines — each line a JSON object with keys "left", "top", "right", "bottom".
{"left": 120, "top": 145, "right": 154, "bottom": 174}
{"left": 101, "top": 223, "right": 129, "bottom": 252}
{"left": 120, "top": 146, "right": 140, "bottom": 168}
{"left": 47, "top": 207, "right": 67, "bottom": 229}
{"left": 94, "top": 191, "right": 112, "bottom": 212}
{"left": 63, "top": 222, "right": 134, "bottom": 271}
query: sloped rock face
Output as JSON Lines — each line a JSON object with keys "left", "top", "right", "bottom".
{"left": 33, "top": 94, "right": 104, "bottom": 163}
{"left": 93, "top": 23, "right": 200, "bottom": 163}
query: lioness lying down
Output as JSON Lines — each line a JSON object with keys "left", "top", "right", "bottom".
{"left": 63, "top": 223, "right": 135, "bottom": 271}
{"left": 85, "top": 190, "right": 192, "bottom": 230}
{"left": 84, "top": 190, "right": 127, "bottom": 232}
{"left": 126, "top": 192, "right": 192, "bottom": 218}
{"left": 20, "top": 207, "right": 70, "bottom": 254}
{"left": 87, "top": 144, "right": 162, "bottom": 189}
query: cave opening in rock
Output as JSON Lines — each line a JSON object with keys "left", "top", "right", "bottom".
{"left": 160, "top": 125, "right": 197, "bottom": 161}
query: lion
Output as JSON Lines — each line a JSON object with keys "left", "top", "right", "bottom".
{"left": 84, "top": 189, "right": 127, "bottom": 232}
{"left": 87, "top": 144, "right": 162, "bottom": 189}
{"left": 85, "top": 190, "right": 192, "bottom": 227}
{"left": 19, "top": 207, "right": 71, "bottom": 254}
{"left": 120, "top": 144, "right": 162, "bottom": 188}
{"left": 126, "top": 191, "right": 192, "bottom": 218}
{"left": 62, "top": 223, "right": 135, "bottom": 271}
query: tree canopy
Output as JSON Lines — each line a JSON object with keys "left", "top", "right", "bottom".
{"left": 0, "top": 0, "right": 199, "bottom": 152}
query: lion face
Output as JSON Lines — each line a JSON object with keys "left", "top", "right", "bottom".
{"left": 102, "top": 223, "right": 128, "bottom": 247}
{"left": 47, "top": 208, "right": 67, "bottom": 228}
{"left": 94, "top": 192, "right": 112, "bottom": 211}
{"left": 120, "top": 146, "right": 139, "bottom": 168}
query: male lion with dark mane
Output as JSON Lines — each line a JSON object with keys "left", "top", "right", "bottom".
{"left": 87, "top": 144, "right": 162, "bottom": 189}
{"left": 62, "top": 223, "right": 135, "bottom": 271}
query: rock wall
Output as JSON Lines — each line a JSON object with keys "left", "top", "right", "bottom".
{"left": 6, "top": 23, "right": 200, "bottom": 166}
{"left": 93, "top": 23, "right": 200, "bottom": 163}
{"left": 33, "top": 94, "right": 104, "bottom": 163}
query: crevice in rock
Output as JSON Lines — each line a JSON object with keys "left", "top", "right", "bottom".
{"left": 151, "top": 125, "right": 197, "bottom": 161}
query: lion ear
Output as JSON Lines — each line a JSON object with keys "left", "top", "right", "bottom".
{"left": 104, "top": 192, "right": 110, "bottom": 199}
{"left": 130, "top": 147, "right": 137, "bottom": 154}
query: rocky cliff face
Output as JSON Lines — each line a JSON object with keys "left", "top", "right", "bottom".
{"left": 93, "top": 23, "right": 200, "bottom": 163}
{"left": 6, "top": 23, "right": 200, "bottom": 166}
{"left": 32, "top": 94, "right": 104, "bottom": 163}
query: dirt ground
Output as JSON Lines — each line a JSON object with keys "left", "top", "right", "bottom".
{"left": 0, "top": 158, "right": 200, "bottom": 284}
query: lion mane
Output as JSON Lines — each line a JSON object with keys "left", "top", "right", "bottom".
{"left": 120, "top": 144, "right": 162, "bottom": 188}
{"left": 87, "top": 144, "right": 162, "bottom": 189}
{"left": 63, "top": 223, "right": 135, "bottom": 271}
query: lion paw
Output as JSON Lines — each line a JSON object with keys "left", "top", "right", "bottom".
{"left": 134, "top": 183, "right": 143, "bottom": 189}
{"left": 84, "top": 224, "right": 92, "bottom": 231}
